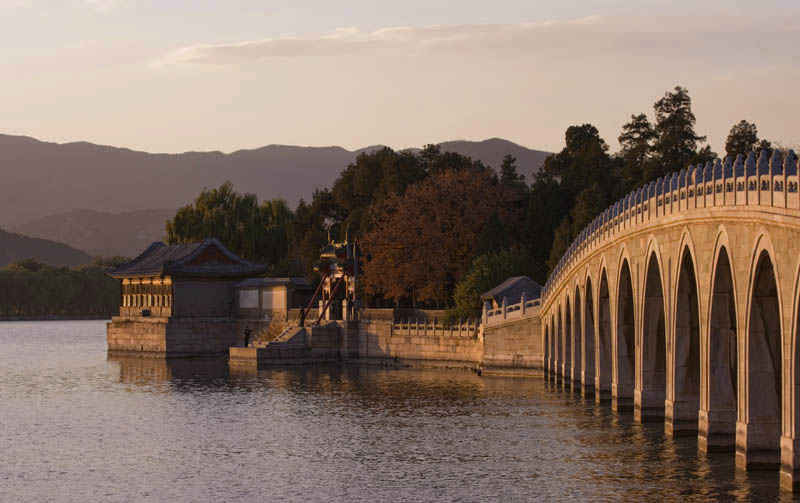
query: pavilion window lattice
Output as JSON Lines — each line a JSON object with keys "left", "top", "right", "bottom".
{"left": 122, "top": 282, "right": 172, "bottom": 309}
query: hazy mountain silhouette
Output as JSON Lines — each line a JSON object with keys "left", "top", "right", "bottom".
{"left": 0, "top": 228, "right": 92, "bottom": 268}
{"left": 1, "top": 134, "right": 550, "bottom": 256}
{"left": 14, "top": 209, "right": 175, "bottom": 259}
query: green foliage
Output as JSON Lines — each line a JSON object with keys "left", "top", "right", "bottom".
{"left": 165, "top": 181, "right": 292, "bottom": 269}
{"left": 725, "top": 120, "right": 771, "bottom": 158}
{"left": 447, "top": 247, "right": 532, "bottom": 322}
{"left": 530, "top": 124, "right": 618, "bottom": 275}
{"left": 521, "top": 178, "right": 566, "bottom": 283}
{"left": 0, "top": 260, "right": 119, "bottom": 317}
{"left": 332, "top": 147, "right": 425, "bottom": 239}
{"left": 617, "top": 113, "right": 656, "bottom": 190}
{"left": 649, "top": 86, "right": 707, "bottom": 180}
{"left": 499, "top": 154, "right": 527, "bottom": 193}
{"left": 539, "top": 124, "right": 617, "bottom": 202}
{"left": 475, "top": 212, "right": 511, "bottom": 257}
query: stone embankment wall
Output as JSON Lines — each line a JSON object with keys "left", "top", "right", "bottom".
{"left": 482, "top": 298, "right": 543, "bottom": 375}
{"left": 357, "top": 320, "right": 484, "bottom": 370}
{"left": 110, "top": 308, "right": 544, "bottom": 372}
{"left": 107, "top": 316, "right": 238, "bottom": 358}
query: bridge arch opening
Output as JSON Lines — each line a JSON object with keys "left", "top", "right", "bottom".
{"left": 616, "top": 260, "right": 636, "bottom": 410}
{"left": 556, "top": 308, "right": 562, "bottom": 379}
{"left": 564, "top": 298, "right": 572, "bottom": 385}
{"left": 583, "top": 278, "right": 596, "bottom": 395}
{"left": 639, "top": 252, "right": 667, "bottom": 421}
{"left": 670, "top": 247, "right": 700, "bottom": 434}
{"left": 596, "top": 270, "right": 612, "bottom": 402}
{"left": 701, "top": 246, "right": 737, "bottom": 451}
{"left": 743, "top": 250, "right": 782, "bottom": 468}
{"left": 573, "top": 287, "right": 582, "bottom": 389}
{"left": 544, "top": 323, "right": 550, "bottom": 378}
{"left": 552, "top": 314, "right": 559, "bottom": 378}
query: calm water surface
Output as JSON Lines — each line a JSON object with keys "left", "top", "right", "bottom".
{"left": 0, "top": 321, "right": 796, "bottom": 502}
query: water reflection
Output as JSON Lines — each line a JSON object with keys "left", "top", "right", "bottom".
{"left": 2, "top": 322, "right": 800, "bottom": 501}
{"left": 109, "top": 355, "right": 231, "bottom": 389}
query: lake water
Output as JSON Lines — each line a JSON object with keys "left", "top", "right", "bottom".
{"left": 0, "top": 320, "right": 796, "bottom": 502}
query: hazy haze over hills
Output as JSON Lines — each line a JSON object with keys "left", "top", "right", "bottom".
{"left": 0, "top": 228, "right": 91, "bottom": 268}
{"left": 14, "top": 209, "right": 176, "bottom": 259}
{"left": 0, "top": 134, "right": 550, "bottom": 231}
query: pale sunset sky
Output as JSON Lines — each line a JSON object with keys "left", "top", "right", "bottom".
{"left": 1, "top": 0, "right": 798, "bottom": 154}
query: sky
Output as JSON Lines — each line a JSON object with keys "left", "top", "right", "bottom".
{"left": 1, "top": 0, "right": 798, "bottom": 154}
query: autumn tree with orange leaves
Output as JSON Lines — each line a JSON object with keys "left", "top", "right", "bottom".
{"left": 361, "top": 168, "right": 514, "bottom": 306}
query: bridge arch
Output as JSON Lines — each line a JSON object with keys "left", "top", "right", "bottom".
{"left": 638, "top": 240, "right": 668, "bottom": 421}
{"left": 739, "top": 232, "right": 783, "bottom": 469}
{"left": 564, "top": 295, "right": 573, "bottom": 385}
{"left": 700, "top": 227, "right": 739, "bottom": 451}
{"left": 544, "top": 321, "right": 551, "bottom": 378}
{"left": 596, "top": 267, "right": 613, "bottom": 402}
{"left": 787, "top": 255, "right": 800, "bottom": 486}
{"left": 573, "top": 284, "right": 583, "bottom": 389}
{"left": 536, "top": 150, "right": 800, "bottom": 489}
{"left": 556, "top": 305, "right": 563, "bottom": 380}
{"left": 668, "top": 230, "right": 702, "bottom": 435}
{"left": 548, "top": 314, "right": 558, "bottom": 380}
{"left": 615, "top": 251, "right": 636, "bottom": 411}
{"left": 583, "top": 275, "right": 596, "bottom": 396}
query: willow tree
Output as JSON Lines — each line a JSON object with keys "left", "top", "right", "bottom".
{"left": 165, "top": 181, "right": 292, "bottom": 267}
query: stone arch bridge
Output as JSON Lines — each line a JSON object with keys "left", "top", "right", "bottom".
{"left": 540, "top": 150, "right": 800, "bottom": 491}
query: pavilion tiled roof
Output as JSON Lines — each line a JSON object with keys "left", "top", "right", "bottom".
{"left": 481, "top": 276, "right": 542, "bottom": 305}
{"left": 107, "top": 238, "right": 267, "bottom": 279}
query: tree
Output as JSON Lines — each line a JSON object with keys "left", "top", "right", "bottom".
{"left": 448, "top": 247, "right": 532, "bottom": 321}
{"left": 331, "top": 147, "right": 425, "bottom": 239}
{"left": 419, "top": 144, "right": 490, "bottom": 175}
{"left": 538, "top": 124, "right": 618, "bottom": 202}
{"left": 691, "top": 145, "right": 718, "bottom": 166}
{"left": 547, "top": 218, "right": 573, "bottom": 274}
{"left": 521, "top": 178, "right": 566, "bottom": 283}
{"left": 529, "top": 124, "right": 617, "bottom": 276}
{"left": 499, "top": 154, "right": 527, "bottom": 192}
{"left": 165, "top": 181, "right": 292, "bottom": 268}
{"left": 475, "top": 212, "right": 511, "bottom": 257}
{"left": 286, "top": 189, "right": 339, "bottom": 275}
{"left": 650, "top": 86, "right": 707, "bottom": 180}
{"left": 617, "top": 113, "right": 656, "bottom": 189}
{"left": 725, "top": 120, "right": 759, "bottom": 158}
{"left": 362, "top": 168, "right": 511, "bottom": 305}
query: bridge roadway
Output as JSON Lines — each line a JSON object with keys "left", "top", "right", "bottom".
{"left": 539, "top": 150, "right": 800, "bottom": 491}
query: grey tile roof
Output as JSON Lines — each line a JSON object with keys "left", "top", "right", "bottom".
{"left": 481, "top": 276, "right": 542, "bottom": 304}
{"left": 108, "top": 238, "right": 267, "bottom": 279}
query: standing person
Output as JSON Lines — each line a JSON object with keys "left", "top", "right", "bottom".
{"left": 243, "top": 326, "right": 252, "bottom": 347}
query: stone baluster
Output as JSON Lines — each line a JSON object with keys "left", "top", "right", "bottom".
{"left": 722, "top": 156, "right": 733, "bottom": 206}
{"left": 785, "top": 150, "right": 799, "bottom": 209}
{"left": 757, "top": 149, "right": 770, "bottom": 206}
{"left": 770, "top": 150, "right": 784, "bottom": 208}
{"left": 734, "top": 153, "right": 745, "bottom": 206}
{"left": 701, "top": 161, "right": 712, "bottom": 207}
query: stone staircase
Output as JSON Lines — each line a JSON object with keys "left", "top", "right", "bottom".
{"left": 251, "top": 326, "right": 306, "bottom": 348}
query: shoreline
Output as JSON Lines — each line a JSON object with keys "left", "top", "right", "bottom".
{"left": 0, "top": 315, "right": 112, "bottom": 322}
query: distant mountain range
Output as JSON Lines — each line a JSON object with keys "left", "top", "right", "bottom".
{"left": 14, "top": 209, "right": 175, "bottom": 259}
{"left": 0, "top": 134, "right": 550, "bottom": 258}
{"left": 0, "top": 228, "right": 91, "bottom": 268}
